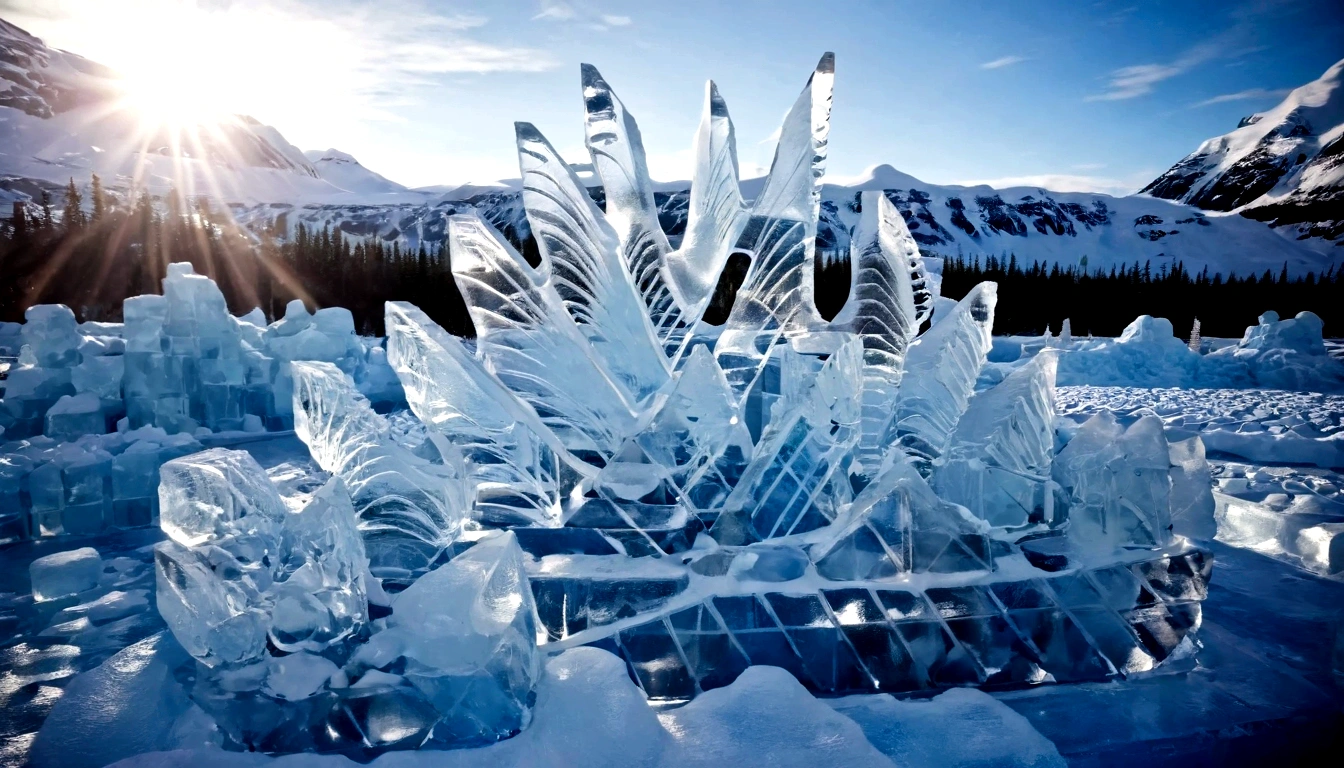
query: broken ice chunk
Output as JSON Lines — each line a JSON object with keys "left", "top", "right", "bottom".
{"left": 933, "top": 350, "right": 1057, "bottom": 528}
{"left": 353, "top": 530, "right": 541, "bottom": 747}
{"left": 1053, "top": 413, "right": 1173, "bottom": 549}
{"left": 1167, "top": 434, "right": 1215, "bottom": 540}
{"left": 158, "top": 447, "right": 287, "bottom": 550}
{"left": 271, "top": 477, "right": 368, "bottom": 652}
{"left": 291, "top": 360, "right": 467, "bottom": 577}
{"left": 30, "top": 546, "right": 102, "bottom": 601}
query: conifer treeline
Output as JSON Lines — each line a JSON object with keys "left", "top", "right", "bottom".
{"left": 2, "top": 176, "right": 1340, "bottom": 341}
{"left": 0, "top": 176, "right": 472, "bottom": 336}
{"left": 939, "top": 254, "right": 1341, "bottom": 339}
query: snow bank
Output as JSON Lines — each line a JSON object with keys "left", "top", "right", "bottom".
{"left": 1054, "top": 311, "right": 1344, "bottom": 392}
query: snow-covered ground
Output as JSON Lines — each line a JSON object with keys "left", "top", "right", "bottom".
{"left": 3, "top": 380, "right": 1342, "bottom": 768}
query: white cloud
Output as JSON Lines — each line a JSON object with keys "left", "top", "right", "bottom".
{"left": 980, "top": 55, "right": 1028, "bottom": 70}
{"left": 1085, "top": 41, "right": 1223, "bottom": 101}
{"left": 1191, "top": 87, "right": 1291, "bottom": 108}
{"left": 602, "top": 14, "right": 633, "bottom": 27}
{"left": 952, "top": 173, "right": 1142, "bottom": 197}
{"left": 532, "top": 1, "right": 577, "bottom": 21}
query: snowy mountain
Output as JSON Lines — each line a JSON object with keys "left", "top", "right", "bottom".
{"left": 0, "top": 18, "right": 350, "bottom": 204}
{"left": 231, "top": 162, "right": 1328, "bottom": 278}
{"left": 1142, "top": 58, "right": 1344, "bottom": 247}
{"left": 304, "top": 148, "right": 425, "bottom": 198}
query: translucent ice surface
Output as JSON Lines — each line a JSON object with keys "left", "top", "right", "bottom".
{"left": 385, "top": 301, "right": 563, "bottom": 527}
{"left": 1053, "top": 412, "right": 1174, "bottom": 549}
{"left": 292, "top": 360, "right": 466, "bottom": 576}
{"left": 351, "top": 530, "right": 541, "bottom": 746}
{"left": 832, "top": 191, "right": 919, "bottom": 486}
{"left": 934, "top": 350, "right": 1058, "bottom": 528}
{"left": 889, "top": 281, "right": 997, "bottom": 472}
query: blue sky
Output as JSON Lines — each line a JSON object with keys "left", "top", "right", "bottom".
{"left": 6, "top": 0, "right": 1344, "bottom": 194}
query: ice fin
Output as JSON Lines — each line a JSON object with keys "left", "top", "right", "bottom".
{"left": 291, "top": 360, "right": 467, "bottom": 577}
{"left": 516, "top": 121, "right": 669, "bottom": 405}
{"left": 449, "top": 214, "right": 636, "bottom": 462}
{"left": 832, "top": 191, "right": 919, "bottom": 485}
{"left": 933, "top": 350, "right": 1057, "bottom": 528}
{"left": 385, "top": 301, "right": 565, "bottom": 527}
{"left": 667, "top": 81, "right": 747, "bottom": 312}
{"left": 581, "top": 65, "right": 690, "bottom": 359}
{"left": 889, "top": 281, "right": 997, "bottom": 472}
{"left": 715, "top": 54, "right": 834, "bottom": 397}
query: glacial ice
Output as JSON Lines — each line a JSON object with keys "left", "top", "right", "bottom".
{"left": 1052, "top": 412, "right": 1173, "bottom": 549}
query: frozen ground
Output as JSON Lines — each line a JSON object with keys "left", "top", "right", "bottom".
{"left": 3, "top": 385, "right": 1343, "bottom": 768}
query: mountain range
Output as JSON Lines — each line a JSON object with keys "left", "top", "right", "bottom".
{"left": 2, "top": 18, "right": 1340, "bottom": 278}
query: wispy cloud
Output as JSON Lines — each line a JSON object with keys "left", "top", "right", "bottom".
{"left": 1085, "top": 40, "right": 1225, "bottom": 101}
{"left": 1191, "top": 86, "right": 1291, "bottom": 108}
{"left": 953, "top": 172, "right": 1149, "bottom": 197}
{"left": 981, "top": 55, "right": 1028, "bottom": 70}
{"left": 532, "top": 2, "right": 634, "bottom": 30}
{"left": 532, "top": 1, "right": 576, "bottom": 21}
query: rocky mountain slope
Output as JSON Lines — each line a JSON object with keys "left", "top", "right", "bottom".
{"left": 1142, "top": 58, "right": 1344, "bottom": 247}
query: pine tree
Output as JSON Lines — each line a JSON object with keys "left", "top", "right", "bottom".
{"left": 91, "top": 173, "right": 106, "bottom": 221}
{"left": 63, "top": 178, "right": 85, "bottom": 231}
{"left": 39, "top": 190, "right": 53, "bottom": 230}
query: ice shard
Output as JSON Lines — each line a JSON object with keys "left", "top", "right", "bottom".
{"left": 154, "top": 448, "right": 286, "bottom": 667}
{"left": 1053, "top": 413, "right": 1173, "bottom": 549}
{"left": 812, "top": 459, "right": 990, "bottom": 580}
{"left": 350, "top": 530, "right": 541, "bottom": 747}
{"left": 271, "top": 477, "right": 368, "bottom": 653}
{"left": 713, "top": 336, "right": 862, "bottom": 542}
{"left": 715, "top": 53, "right": 834, "bottom": 397}
{"left": 516, "top": 121, "right": 669, "bottom": 405}
{"left": 449, "top": 213, "right": 635, "bottom": 462}
{"left": 831, "top": 191, "right": 919, "bottom": 486}
{"left": 666, "top": 81, "right": 747, "bottom": 313}
{"left": 934, "top": 350, "right": 1057, "bottom": 528}
{"left": 889, "top": 281, "right": 997, "bottom": 472}
{"left": 291, "top": 360, "right": 466, "bottom": 577}
{"left": 631, "top": 345, "right": 753, "bottom": 514}
{"left": 385, "top": 301, "right": 564, "bottom": 527}
{"left": 582, "top": 64, "right": 690, "bottom": 360}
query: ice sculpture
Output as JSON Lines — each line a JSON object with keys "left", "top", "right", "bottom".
{"left": 185, "top": 51, "right": 1210, "bottom": 755}
{"left": 291, "top": 360, "right": 466, "bottom": 577}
